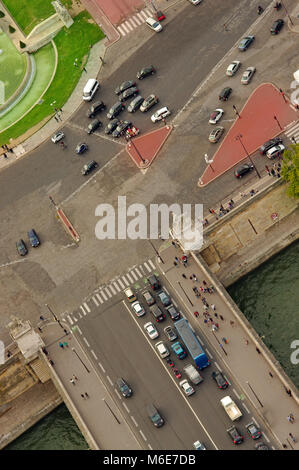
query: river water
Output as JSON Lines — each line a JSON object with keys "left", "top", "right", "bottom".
{"left": 6, "top": 241, "right": 299, "bottom": 450}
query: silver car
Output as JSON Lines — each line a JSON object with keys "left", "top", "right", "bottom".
{"left": 140, "top": 94, "right": 159, "bottom": 112}
{"left": 241, "top": 66, "right": 256, "bottom": 85}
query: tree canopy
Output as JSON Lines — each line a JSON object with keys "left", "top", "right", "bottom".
{"left": 281, "top": 145, "right": 299, "bottom": 199}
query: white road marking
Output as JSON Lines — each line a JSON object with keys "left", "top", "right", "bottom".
{"left": 118, "top": 25, "right": 126, "bottom": 37}
{"left": 120, "top": 22, "right": 130, "bottom": 34}
{"left": 134, "top": 266, "right": 142, "bottom": 278}
{"left": 104, "top": 287, "right": 112, "bottom": 298}
{"left": 117, "top": 278, "right": 125, "bottom": 289}
{"left": 148, "top": 444, "right": 153, "bottom": 450}
{"left": 128, "top": 17, "right": 138, "bottom": 28}
{"left": 67, "top": 315, "right": 74, "bottom": 325}
{"left": 205, "top": 348, "right": 213, "bottom": 359}
{"left": 78, "top": 311, "right": 82, "bottom": 319}
{"left": 96, "top": 293, "right": 104, "bottom": 304}
{"left": 262, "top": 432, "right": 270, "bottom": 443}
{"left": 83, "top": 302, "right": 91, "bottom": 313}
{"left": 143, "top": 261, "right": 151, "bottom": 272}
{"left": 148, "top": 259, "right": 155, "bottom": 270}
{"left": 139, "top": 430, "right": 147, "bottom": 441}
{"left": 80, "top": 305, "right": 87, "bottom": 316}
{"left": 125, "top": 21, "right": 134, "bottom": 32}
{"left": 100, "top": 290, "right": 108, "bottom": 301}
{"left": 83, "top": 337, "right": 90, "bottom": 347}
{"left": 131, "top": 415, "right": 138, "bottom": 427}
{"left": 242, "top": 403, "right": 250, "bottom": 414}
{"left": 196, "top": 335, "right": 204, "bottom": 346}
{"left": 0, "top": 259, "right": 26, "bottom": 269}
{"left": 124, "top": 272, "right": 134, "bottom": 284}
{"left": 106, "top": 375, "right": 113, "bottom": 386}
{"left": 108, "top": 284, "right": 117, "bottom": 295}
{"left": 120, "top": 275, "right": 129, "bottom": 286}
{"left": 123, "top": 402, "right": 130, "bottom": 414}
{"left": 115, "top": 389, "right": 122, "bottom": 400}
{"left": 76, "top": 326, "right": 82, "bottom": 335}
{"left": 98, "top": 362, "right": 106, "bottom": 373}
{"left": 113, "top": 281, "right": 121, "bottom": 292}
{"left": 91, "top": 349, "right": 98, "bottom": 360}
{"left": 92, "top": 296, "right": 99, "bottom": 307}
{"left": 130, "top": 269, "right": 139, "bottom": 281}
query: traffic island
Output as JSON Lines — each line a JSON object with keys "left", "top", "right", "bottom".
{"left": 126, "top": 125, "right": 173, "bottom": 169}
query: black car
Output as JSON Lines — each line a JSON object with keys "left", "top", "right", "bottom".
{"left": 166, "top": 305, "right": 181, "bottom": 321}
{"left": 119, "top": 86, "right": 139, "bottom": 102}
{"left": 16, "top": 239, "right": 28, "bottom": 256}
{"left": 211, "top": 371, "right": 228, "bottom": 389}
{"left": 147, "top": 404, "right": 164, "bottom": 428}
{"left": 82, "top": 160, "right": 98, "bottom": 175}
{"left": 87, "top": 119, "right": 102, "bottom": 134}
{"left": 255, "top": 442, "right": 269, "bottom": 450}
{"left": 104, "top": 119, "right": 119, "bottom": 134}
{"left": 137, "top": 65, "right": 156, "bottom": 80}
{"left": 234, "top": 163, "right": 254, "bottom": 178}
{"left": 147, "top": 274, "right": 161, "bottom": 290}
{"left": 246, "top": 422, "right": 261, "bottom": 440}
{"left": 87, "top": 101, "right": 106, "bottom": 118}
{"left": 219, "top": 87, "right": 232, "bottom": 101}
{"left": 259, "top": 137, "right": 283, "bottom": 154}
{"left": 227, "top": 426, "right": 243, "bottom": 445}
{"left": 150, "top": 304, "right": 165, "bottom": 322}
{"left": 112, "top": 120, "right": 132, "bottom": 138}
{"left": 107, "top": 102, "right": 125, "bottom": 120}
{"left": 116, "top": 378, "right": 132, "bottom": 398}
{"left": 115, "top": 80, "right": 136, "bottom": 95}
{"left": 28, "top": 229, "right": 40, "bottom": 247}
{"left": 271, "top": 19, "right": 284, "bottom": 35}
{"left": 75, "top": 142, "right": 88, "bottom": 154}
{"left": 127, "top": 95, "right": 144, "bottom": 113}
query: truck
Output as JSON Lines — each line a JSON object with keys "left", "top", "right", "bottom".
{"left": 183, "top": 364, "right": 203, "bottom": 385}
{"left": 220, "top": 396, "right": 242, "bottom": 421}
{"left": 174, "top": 318, "right": 210, "bottom": 369}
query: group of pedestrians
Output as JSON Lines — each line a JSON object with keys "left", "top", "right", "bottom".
{"left": 1, "top": 143, "right": 13, "bottom": 159}
{"left": 69, "top": 374, "right": 90, "bottom": 400}
{"left": 53, "top": 107, "right": 63, "bottom": 123}
{"left": 265, "top": 163, "right": 281, "bottom": 178}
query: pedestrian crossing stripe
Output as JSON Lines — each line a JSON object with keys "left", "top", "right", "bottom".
{"left": 67, "top": 315, "right": 74, "bottom": 325}
{"left": 80, "top": 305, "right": 87, "bottom": 316}
{"left": 113, "top": 281, "right": 121, "bottom": 292}
{"left": 92, "top": 296, "right": 99, "bottom": 307}
{"left": 83, "top": 302, "right": 91, "bottom": 313}
{"left": 143, "top": 261, "right": 151, "bottom": 272}
{"left": 96, "top": 293, "right": 104, "bottom": 304}
{"left": 135, "top": 266, "right": 142, "bottom": 277}
{"left": 100, "top": 290, "right": 108, "bottom": 301}
{"left": 117, "top": 278, "right": 125, "bottom": 289}
{"left": 121, "top": 275, "right": 129, "bottom": 287}
{"left": 104, "top": 287, "right": 113, "bottom": 298}
{"left": 148, "top": 259, "right": 155, "bottom": 270}
{"left": 108, "top": 284, "right": 117, "bottom": 295}
{"left": 124, "top": 271, "right": 134, "bottom": 284}
{"left": 117, "top": 8, "right": 154, "bottom": 37}
{"left": 130, "top": 269, "right": 139, "bottom": 281}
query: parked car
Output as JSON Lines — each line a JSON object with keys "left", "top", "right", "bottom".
{"left": 145, "top": 17, "right": 162, "bottom": 32}
{"left": 140, "top": 94, "right": 159, "bottom": 112}
{"left": 143, "top": 290, "right": 155, "bottom": 306}
{"left": 131, "top": 301, "right": 146, "bottom": 317}
{"left": 179, "top": 379, "right": 195, "bottom": 396}
{"left": 259, "top": 137, "right": 283, "bottom": 154}
{"left": 266, "top": 144, "right": 285, "bottom": 159}
{"left": 137, "top": 65, "right": 156, "bottom": 80}
{"left": 76, "top": 142, "right": 88, "bottom": 154}
{"left": 82, "top": 160, "right": 98, "bottom": 175}
{"left": 51, "top": 130, "right": 64, "bottom": 143}
{"left": 171, "top": 341, "right": 187, "bottom": 359}
{"left": 115, "top": 80, "right": 136, "bottom": 95}
{"left": 150, "top": 304, "right": 165, "bottom": 322}
{"left": 219, "top": 87, "right": 232, "bottom": 101}
{"left": 211, "top": 370, "right": 228, "bottom": 389}
{"left": 107, "top": 102, "right": 125, "bottom": 119}
{"left": 116, "top": 378, "right": 132, "bottom": 398}
{"left": 241, "top": 66, "right": 256, "bottom": 85}
{"left": 209, "top": 109, "right": 224, "bottom": 124}
{"left": 144, "top": 322, "right": 159, "bottom": 339}
{"left": 155, "top": 341, "right": 170, "bottom": 358}
{"left": 147, "top": 274, "right": 161, "bottom": 290}
{"left": 226, "top": 60, "right": 241, "bottom": 76}
{"left": 112, "top": 120, "right": 132, "bottom": 138}
{"left": 166, "top": 305, "right": 180, "bottom": 321}
{"left": 156, "top": 10, "right": 166, "bottom": 21}
{"left": 119, "top": 86, "right": 139, "bottom": 102}
{"left": 209, "top": 126, "right": 224, "bottom": 143}
{"left": 164, "top": 325, "right": 177, "bottom": 341}
{"left": 238, "top": 35, "right": 255, "bottom": 51}
{"left": 270, "top": 19, "right": 284, "bottom": 35}
{"left": 124, "top": 287, "right": 137, "bottom": 303}
{"left": 28, "top": 229, "right": 40, "bottom": 247}
{"left": 16, "top": 239, "right": 28, "bottom": 256}
{"left": 104, "top": 119, "right": 119, "bottom": 134}
{"left": 127, "top": 95, "right": 144, "bottom": 113}
{"left": 188, "top": 0, "right": 203, "bottom": 4}
{"left": 158, "top": 290, "right": 171, "bottom": 306}
{"left": 87, "top": 119, "right": 101, "bottom": 134}
{"left": 246, "top": 422, "right": 262, "bottom": 440}
{"left": 87, "top": 101, "right": 106, "bottom": 118}
{"left": 151, "top": 106, "right": 171, "bottom": 123}
{"left": 234, "top": 163, "right": 254, "bottom": 178}
{"left": 193, "top": 441, "right": 206, "bottom": 450}
{"left": 227, "top": 426, "right": 243, "bottom": 444}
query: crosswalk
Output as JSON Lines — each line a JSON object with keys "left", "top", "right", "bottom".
{"left": 64, "top": 258, "right": 157, "bottom": 326}
{"left": 117, "top": 8, "right": 154, "bottom": 37}
{"left": 284, "top": 121, "right": 299, "bottom": 143}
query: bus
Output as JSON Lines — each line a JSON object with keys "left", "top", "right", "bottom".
{"left": 174, "top": 318, "right": 210, "bottom": 369}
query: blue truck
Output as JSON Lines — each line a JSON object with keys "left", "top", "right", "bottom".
{"left": 174, "top": 318, "right": 210, "bottom": 369}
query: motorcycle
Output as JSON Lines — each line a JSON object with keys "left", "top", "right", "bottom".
{"left": 166, "top": 358, "right": 175, "bottom": 367}
{"left": 173, "top": 369, "right": 182, "bottom": 379}
{"left": 257, "top": 6, "right": 264, "bottom": 14}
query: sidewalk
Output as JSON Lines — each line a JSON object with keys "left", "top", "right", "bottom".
{"left": 157, "top": 244, "right": 299, "bottom": 450}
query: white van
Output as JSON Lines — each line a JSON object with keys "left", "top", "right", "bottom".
{"left": 155, "top": 341, "right": 170, "bottom": 358}
{"left": 83, "top": 79, "right": 99, "bottom": 101}
{"left": 146, "top": 17, "right": 163, "bottom": 33}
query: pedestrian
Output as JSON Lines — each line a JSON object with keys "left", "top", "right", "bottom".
{"left": 209, "top": 285, "right": 215, "bottom": 293}
{"left": 38, "top": 327, "right": 42, "bottom": 332}
{"left": 204, "top": 319, "right": 208, "bottom": 325}
{"left": 190, "top": 275, "right": 193, "bottom": 280}
{"left": 230, "top": 320, "right": 235, "bottom": 327}
{"left": 54, "top": 115, "right": 59, "bottom": 123}
{"left": 8, "top": 146, "right": 13, "bottom": 153}
{"left": 182, "top": 274, "right": 187, "bottom": 279}
{"left": 172, "top": 241, "right": 177, "bottom": 248}
{"left": 244, "top": 339, "right": 249, "bottom": 345}
{"left": 7, "top": 350, "right": 11, "bottom": 358}
{"left": 63, "top": 328, "right": 68, "bottom": 335}
{"left": 59, "top": 108, "right": 63, "bottom": 113}
{"left": 256, "top": 347, "right": 261, "bottom": 354}
{"left": 265, "top": 165, "right": 270, "bottom": 175}
{"left": 193, "top": 274, "right": 198, "bottom": 282}
{"left": 219, "top": 315, "right": 224, "bottom": 321}
{"left": 72, "top": 375, "right": 78, "bottom": 381}
{"left": 204, "top": 218, "right": 209, "bottom": 226}
{"left": 230, "top": 199, "right": 234, "bottom": 207}
{"left": 223, "top": 23, "right": 228, "bottom": 31}
{"left": 99, "top": 56, "right": 105, "bottom": 65}
{"left": 74, "top": 61, "right": 78, "bottom": 67}
{"left": 40, "top": 315, "right": 45, "bottom": 321}
{"left": 211, "top": 304, "right": 216, "bottom": 311}
{"left": 291, "top": 136, "right": 296, "bottom": 144}
{"left": 271, "top": 168, "right": 276, "bottom": 177}
{"left": 277, "top": 162, "right": 281, "bottom": 171}
{"left": 240, "top": 191, "right": 246, "bottom": 198}
{"left": 214, "top": 312, "right": 218, "bottom": 318}
{"left": 212, "top": 324, "right": 218, "bottom": 332}
{"left": 194, "top": 311, "right": 199, "bottom": 318}
{"left": 175, "top": 256, "right": 179, "bottom": 262}
{"left": 49, "top": 359, "right": 54, "bottom": 366}
{"left": 83, "top": 66, "right": 87, "bottom": 73}
{"left": 64, "top": 341, "right": 68, "bottom": 348}
{"left": 85, "top": 392, "right": 89, "bottom": 398}
{"left": 282, "top": 444, "right": 288, "bottom": 449}
{"left": 173, "top": 261, "right": 178, "bottom": 267}
{"left": 277, "top": 172, "right": 281, "bottom": 178}
{"left": 286, "top": 389, "right": 292, "bottom": 397}
{"left": 81, "top": 394, "right": 86, "bottom": 399}
{"left": 54, "top": 107, "right": 59, "bottom": 113}
{"left": 287, "top": 414, "right": 294, "bottom": 423}
{"left": 3, "top": 152, "right": 7, "bottom": 159}
{"left": 70, "top": 378, "right": 76, "bottom": 385}
{"left": 269, "top": 371, "right": 273, "bottom": 378}
{"left": 289, "top": 433, "right": 296, "bottom": 442}
{"left": 59, "top": 342, "right": 64, "bottom": 349}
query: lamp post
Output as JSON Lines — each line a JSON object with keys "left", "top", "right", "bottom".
{"left": 235, "top": 133, "right": 261, "bottom": 179}
{"left": 246, "top": 380, "right": 264, "bottom": 407}
{"left": 125, "top": 134, "right": 148, "bottom": 166}
{"left": 281, "top": 1, "right": 294, "bottom": 26}
{"left": 232, "top": 104, "right": 241, "bottom": 118}
{"left": 148, "top": 239, "right": 164, "bottom": 264}
{"left": 273, "top": 115, "right": 283, "bottom": 131}
{"left": 177, "top": 281, "right": 194, "bottom": 307}
{"left": 72, "top": 347, "right": 90, "bottom": 373}
{"left": 204, "top": 153, "right": 215, "bottom": 172}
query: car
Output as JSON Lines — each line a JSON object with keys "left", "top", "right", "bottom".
{"left": 119, "top": 86, "right": 139, "bottom": 102}
{"left": 227, "top": 426, "right": 243, "bottom": 444}
{"left": 234, "top": 163, "right": 254, "bottom": 178}
{"left": 238, "top": 35, "right": 255, "bottom": 51}
{"left": 164, "top": 325, "right": 177, "bottom": 342}
{"left": 82, "top": 160, "right": 98, "bottom": 175}
{"left": 209, "top": 108, "right": 224, "bottom": 125}
{"left": 255, "top": 442, "right": 269, "bottom": 450}
{"left": 156, "top": 10, "right": 166, "bottom": 21}
{"left": 271, "top": 19, "right": 284, "bottom": 35}
{"left": 87, "top": 101, "right": 106, "bottom": 118}
{"left": 116, "top": 378, "right": 132, "bottom": 398}
{"left": 115, "top": 80, "right": 136, "bottom": 95}
{"left": 171, "top": 341, "right": 187, "bottom": 359}
{"left": 127, "top": 95, "right": 144, "bottom": 113}
{"left": 16, "top": 239, "right": 28, "bottom": 256}
{"left": 179, "top": 379, "right": 195, "bottom": 396}
{"left": 246, "top": 422, "right": 262, "bottom": 440}
{"left": 155, "top": 341, "right": 170, "bottom": 358}
{"left": 87, "top": 119, "right": 102, "bottom": 134}
{"left": 76, "top": 142, "right": 88, "bottom": 154}
{"left": 107, "top": 102, "right": 125, "bottom": 120}
{"left": 137, "top": 65, "right": 156, "bottom": 80}
{"left": 193, "top": 441, "right": 206, "bottom": 450}
{"left": 51, "top": 130, "right": 65, "bottom": 143}
{"left": 150, "top": 305, "right": 165, "bottom": 322}
{"left": 266, "top": 144, "right": 285, "bottom": 159}
{"left": 158, "top": 290, "right": 171, "bottom": 306}
{"left": 209, "top": 126, "right": 224, "bottom": 143}
{"left": 211, "top": 371, "right": 228, "bottom": 389}
{"left": 143, "top": 290, "right": 155, "bottom": 306}
{"left": 112, "top": 120, "right": 132, "bottom": 138}
{"left": 151, "top": 106, "right": 171, "bottom": 123}
{"left": 219, "top": 87, "right": 232, "bottom": 101}
{"left": 241, "top": 66, "right": 256, "bottom": 85}
{"left": 145, "top": 17, "right": 162, "bottom": 32}
{"left": 226, "top": 60, "right": 241, "bottom": 77}
{"left": 259, "top": 137, "right": 283, "bottom": 155}
{"left": 144, "top": 322, "right": 159, "bottom": 339}
{"left": 28, "top": 229, "right": 40, "bottom": 247}
{"left": 104, "top": 119, "right": 119, "bottom": 135}
{"left": 131, "top": 301, "right": 146, "bottom": 317}
{"left": 147, "top": 274, "right": 161, "bottom": 290}
{"left": 140, "top": 94, "right": 159, "bottom": 112}
{"left": 188, "top": 0, "right": 203, "bottom": 4}
{"left": 166, "top": 305, "right": 180, "bottom": 321}
{"left": 147, "top": 404, "right": 164, "bottom": 427}
{"left": 124, "top": 287, "right": 137, "bottom": 303}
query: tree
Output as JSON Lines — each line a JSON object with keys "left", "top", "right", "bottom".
{"left": 281, "top": 144, "right": 299, "bottom": 199}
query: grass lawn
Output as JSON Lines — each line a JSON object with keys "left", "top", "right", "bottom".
{"left": 0, "top": 30, "right": 27, "bottom": 100}
{"left": 0, "top": 11, "right": 104, "bottom": 146}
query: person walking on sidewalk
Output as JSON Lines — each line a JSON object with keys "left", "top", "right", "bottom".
{"left": 70, "top": 378, "right": 76, "bottom": 386}
{"left": 289, "top": 433, "right": 296, "bottom": 443}
{"left": 84, "top": 392, "right": 89, "bottom": 398}
{"left": 182, "top": 274, "right": 187, "bottom": 279}
{"left": 59, "top": 342, "right": 64, "bottom": 349}
{"left": 72, "top": 375, "right": 78, "bottom": 381}
{"left": 211, "top": 304, "right": 216, "bottom": 311}
{"left": 81, "top": 394, "right": 86, "bottom": 399}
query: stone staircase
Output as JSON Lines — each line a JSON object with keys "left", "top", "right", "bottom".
{"left": 29, "top": 357, "right": 51, "bottom": 383}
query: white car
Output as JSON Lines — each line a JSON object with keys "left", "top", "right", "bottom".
{"left": 226, "top": 60, "right": 241, "bottom": 77}
{"left": 151, "top": 106, "right": 171, "bottom": 123}
{"left": 193, "top": 441, "right": 206, "bottom": 450}
{"left": 146, "top": 17, "right": 162, "bottom": 32}
{"left": 241, "top": 66, "right": 256, "bottom": 85}
{"left": 188, "top": 0, "right": 202, "bottom": 4}
{"left": 131, "top": 301, "right": 145, "bottom": 317}
{"left": 144, "top": 322, "right": 159, "bottom": 339}
{"left": 266, "top": 144, "right": 285, "bottom": 159}
{"left": 179, "top": 379, "right": 195, "bottom": 396}
{"left": 51, "top": 130, "right": 65, "bottom": 143}
{"left": 209, "top": 108, "right": 224, "bottom": 124}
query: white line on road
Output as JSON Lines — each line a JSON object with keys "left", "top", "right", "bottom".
{"left": 205, "top": 348, "right": 213, "bottom": 359}
{"left": 148, "top": 444, "right": 153, "bottom": 450}
{"left": 123, "top": 402, "right": 130, "bottom": 414}
{"left": 242, "top": 403, "right": 250, "bottom": 414}
{"left": 143, "top": 261, "right": 152, "bottom": 272}
{"left": 92, "top": 296, "right": 99, "bottom": 307}
{"left": 106, "top": 375, "right": 113, "bottom": 386}
{"left": 124, "top": 272, "right": 134, "bottom": 284}
{"left": 108, "top": 284, "right": 117, "bottom": 295}
{"left": 96, "top": 293, "right": 104, "bottom": 304}
{"left": 83, "top": 337, "right": 90, "bottom": 347}
{"left": 91, "top": 349, "right": 98, "bottom": 360}
{"left": 262, "top": 432, "right": 270, "bottom": 443}
{"left": 0, "top": 258, "right": 26, "bottom": 269}
{"left": 115, "top": 389, "right": 122, "bottom": 400}
{"left": 148, "top": 259, "right": 155, "bottom": 270}
{"left": 80, "top": 306, "right": 87, "bottom": 316}
{"left": 172, "top": 300, "right": 178, "bottom": 307}
{"left": 131, "top": 415, "right": 138, "bottom": 427}
{"left": 83, "top": 302, "right": 91, "bottom": 313}
{"left": 104, "top": 287, "right": 112, "bottom": 298}
{"left": 113, "top": 281, "right": 121, "bottom": 292}
{"left": 67, "top": 315, "right": 74, "bottom": 325}
{"left": 196, "top": 335, "right": 204, "bottom": 346}
{"left": 100, "top": 290, "right": 108, "bottom": 301}
{"left": 78, "top": 311, "right": 82, "bottom": 318}
{"left": 117, "top": 278, "right": 125, "bottom": 289}
{"left": 134, "top": 267, "right": 142, "bottom": 278}
{"left": 98, "top": 362, "right": 106, "bottom": 373}
{"left": 120, "top": 275, "right": 129, "bottom": 286}
{"left": 76, "top": 326, "right": 82, "bottom": 335}
{"left": 130, "top": 269, "right": 139, "bottom": 281}
{"left": 139, "top": 430, "right": 147, "bottom": 441}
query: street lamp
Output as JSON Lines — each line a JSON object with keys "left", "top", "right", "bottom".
{"left": 232, "top": 104, "right": 241, "bottom": 118}
{"left": 72, "top": 348, "right": 90, "bottom": 373}
{"left": 125, "top": 134, "right": 148, "bottom": 166}
{"left": 246, "top": 380, "right": 264, "bottom": 407}
{"left": 273, "top": 115, "right": 283, "bottom": 131}
{"left": 147, "top": 239, "right": 164, "bottom": 264}
{"left": 281, "top": 1, "right": 294, "bottom": 26}
{"left": 204, "top": 153, "right": 215, "bottom": 172}
{"left": 235, "top": 134, "right": 261, "bottom": 179}
{"left": 177, "top": 281, "right": 194, "bottom": 307}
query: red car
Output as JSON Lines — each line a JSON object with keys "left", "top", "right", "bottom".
{"left": 156, "top": 10, "right": 165, "bottom": 21}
